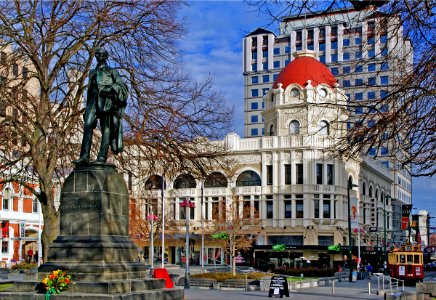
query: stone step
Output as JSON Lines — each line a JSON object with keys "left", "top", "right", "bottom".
{"left": 0, "top": 288, "right": 183, "bottom": 300}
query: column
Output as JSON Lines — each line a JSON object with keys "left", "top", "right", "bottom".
{"left": 325, "top": 25, "right": 331, "bottom": 63}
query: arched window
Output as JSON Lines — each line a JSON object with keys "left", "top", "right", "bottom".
{"left": 290, "top": 88, "right": 300, "bottom": 97}
{"left": 362, "top": 182, "right": 366, "bottom": 196}
{"left": 236, "top": 171, "right": 261, "bottom": 187}
{"left": 174, "top": 174, "right": 196, "bottom": 189}
{"left": 269, "top": 124, "right": 274, "bottom": 136}
{"left": 145, "top": 175, "right": 165, "bottom": 190}
{"left": 318, "top": 120, "right": 330, "bottom": 135}
{"left": 2, "top": 187, "right": 12, "bottom": 210}
{"left": 369, "top": 186, "right": 373, "bottom": 198}
{"left": 204, "top": 172, "right": 228, "bottom": 188}
{"left": 289, "top": 120, "right": 300, "bottom": 134}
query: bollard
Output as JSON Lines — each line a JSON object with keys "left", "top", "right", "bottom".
{"left": 332, "top": 279, "right": 335, "bottom": 294}
{"left": 368, "top": 282, "right": 371, "bottom": 295}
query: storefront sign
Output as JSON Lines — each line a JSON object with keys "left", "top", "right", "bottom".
{"left": 272, "top": 244, "right": 286, "bottom": 251}
{"left": 268, "top": 275, "right": 289, "bottom": 297}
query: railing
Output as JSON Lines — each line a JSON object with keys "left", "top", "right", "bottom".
{"left": 375, "top": 274, "right": 404, "bottom": 294}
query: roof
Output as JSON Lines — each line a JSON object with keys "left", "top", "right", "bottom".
{"left": 272, "top": 50, "right": 337, "bottom": 89}
{"left": 245, "top": 28, "right": 275, "bottom": 37}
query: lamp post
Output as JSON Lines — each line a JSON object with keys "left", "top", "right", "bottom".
{"left": 180, "top": 198, "right": 195, "bottom": 289}
{"left": 347, "top": 178, "right": 358, "bottom": 282}
{"left": 161, "top": 174, "right": 165, "bottom": 269}
{"left": 383, "top": 195, "right": 390, "bottom": 275}
{"left": 147, "top": 214, "right": 158, "bottom": 276}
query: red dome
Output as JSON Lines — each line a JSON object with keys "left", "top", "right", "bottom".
{"left": 272, "top": 51, "right": 337, "bottom": 89}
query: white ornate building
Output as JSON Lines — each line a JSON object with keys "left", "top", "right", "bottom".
{"left": 135, "top": 51, "right": 393, "bottom": 270}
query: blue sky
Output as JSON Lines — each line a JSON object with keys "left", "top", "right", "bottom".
{"left": 177, "top": 1, "right": 436, "bottom": 223}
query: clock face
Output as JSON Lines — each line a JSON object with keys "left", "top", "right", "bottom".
{"left": 319, "top": 88, "right": 327, "bottom": 97}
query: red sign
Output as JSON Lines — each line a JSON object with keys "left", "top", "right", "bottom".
{"left": 401, "top": 216, "right": 409, "bottom": 230}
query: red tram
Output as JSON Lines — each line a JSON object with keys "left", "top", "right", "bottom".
{"left": 387, "top": 242, "right": 424, "bottom": 282}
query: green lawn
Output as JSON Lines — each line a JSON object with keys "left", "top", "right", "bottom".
{"left": 0, "top": 283, "right": 13, "bottom": 292}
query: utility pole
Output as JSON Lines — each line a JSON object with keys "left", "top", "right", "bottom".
{"left": 347, "top": 178, "right": 358, "bottom": 282}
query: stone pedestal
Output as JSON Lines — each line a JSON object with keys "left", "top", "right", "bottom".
{"left": 4, "top": 164, "right": 183, "bottom": 299}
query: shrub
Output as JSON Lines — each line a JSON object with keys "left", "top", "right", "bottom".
{"left": 273, "top": 267, "right": 335, "bottom": 277}
{"left": 10, "top": 262, "right": 37, "bottom": 271}
{"left": 191, "top": 272, "right": 267, "bottom": 282}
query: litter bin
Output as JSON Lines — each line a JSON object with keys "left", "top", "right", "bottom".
{"left": 352, "top": 271, "right": 357, "bottom": 282}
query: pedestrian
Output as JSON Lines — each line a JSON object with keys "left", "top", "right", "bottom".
{"left": 27, "top": 249, "right": 33, "bottom": 263}
{"left": 366, "top": 263, "right": 373, "bottom": 278}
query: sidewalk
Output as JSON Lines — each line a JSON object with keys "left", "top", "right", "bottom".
{"left": 183, "top": 276, "right": 416, "bottom": 300}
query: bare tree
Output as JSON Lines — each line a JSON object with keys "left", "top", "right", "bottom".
{"left": 209, "top": 196, "right": 262, "bottom": 275}
{"left": 250, "top": 0, "right": 435, "bottom": 177}
{"left": 0, "top": 1, "right": 233, "bottom": 261}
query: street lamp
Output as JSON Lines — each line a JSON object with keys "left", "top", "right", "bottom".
{"left": 180, "top": 198, "right": 195, "bottom": 289}
{"left": 147, "top": 214, "right": 158, "bottom": 276}
{"left": 347, "top": 178, "right": 358, "bottom": 282}
{"left": 383, "top": 195, "right": 391, "bottom": 275}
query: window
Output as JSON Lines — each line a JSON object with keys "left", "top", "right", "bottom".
{"left": 381, "top": 147, "right": 389, "bottom": 155}
{"left": 316, "top": 163, "right": 323, "bottom": 184}
{"left": 296, "top": 44, "right": 302, "bottom": 51}
{"left": 355, "top": 37, "right": 361, "bottom": 45}
{"left": 368, "top": 120, "right": 375, "bottom": 128}
{"left": 262, "top": 75, "right": 270, "bottom": 83}
{"left": 251, "top": 102, "right": 258, "bottom": 110}
{"left": 22, "top": 67, "right": 28, "bottom": 79}
{"left": 269, "top": 124, "right": 274, "bottom": 136}
{"left": 381, "top": 161, "right": 389, "bottom": 168}
{"left": 262, "top": 101, "right": 265, "bottom": 109}
{"left": 314, "top": 199, "right": 319, "bottom": 218}
{"left": 380, "top": 62, "right": 389, "bottom": 71}
{"left": 252, "top": 63, "right": 257, "bottom": 72}
{"left": 319, "top": 55, "right": 325, "bottom": 63}
{"left": 343, "top": 66, "right": 351, "bottom": 74}
{"left": 296, "top": 164, "right": 303, "bottom": 184}
{"left": 251, "top": 76, "right": 258, "bottom": 84}
{"left": 368, "top": 63, "right": 376, "bottom": 72}
{"left": 380, "top": 90, "right": 389, "bottom": 99}
{"left": 380, "top": 76, "right": 389, "bottom": 85}
{"left": 319, "top": 236, "right": 334, "bottom": 246}
{"left": 252, "top": 51, "right": 257, "bottom": 59}
{"left": 380, "top": 35, "right": 387, "bottom": 44}
{"left": 273, "top": 48, "right": 280, "bottom": 55}
{"left": 284, "top": 59, "right": 290, "bottom": 66}
{"left": 323, "top": 201, "right": 331, "bottom": 218}
{"left": 273, "top": 74, "right": 278, "bottom": 81}
{"left": 368, "top": 77, "right": 376, "bottom": 86}
{"left": 263, "top": 62, "right": 268, "bottom": 70}
{"left": 318, "top": 120, "right": 330, "bottom": 135}
{"left": 368, "top": 91, "right": 376, "bottom": 99}
{"left": 368, "top": 49, "right": 375, "bottom": 58}
{"left": 296, "top": 200, "right": 304, "bottom": 218}
{"left": 251, "top": 115, "right": 258, "bottom": 123}
{"left": 330, "top": 67, "right": 339, "bottom": 76}
{"left": 251, "top": 89, "right": 259, "bottom": 97}
{"left": 266, "top": 165, "right": 273, "bottom": 185}
{"left": 2, "top": 187, "right": 11, "bottom": 210}
{"left": 285, "top": 46, "right": 290, "bottom": 54}
{"left": 12, "top": 64, "right": 18, "bottom": 76}
{"left": 355, "top": 51, "right": 362, "bottom": 59}
{"left": 331, "top": 41, "right": 338, "bottom": 50}
{"left": 368, "top": 147, "right": 376, "bottom": 156}
{"left": 368, "top": 37, "right": 375, "bottom": 45}
{"left": 343, "top": 52, "right": 350, "bottom": 61}
{"left": 355, "top": 65, "right": 363, "bottom": 72}
{"left": 355, "top": 92, "right": 363, "bottom": 101}
{"left": 284, "top": 200, "right": 292, "bottom": 218}
{"left": 262, "top": 88, "right": 269, "bottom": 96}
{"left": 355, "top": 106, "right": 363, "bottom": 114}
{"left": 1, "top": 241, "right": 7, "bottom": 254}
{"left": 381, "top": 47, "right": 388, "bottom": 57}
{"left": 319, "top": 43, "right": 325, "bottom": 51}
{"left": 266, "top": 200, "right": 273, "bottom": 219}
{"left": 32, "top": 198, "right": 38, "bottom": 213}
{"left": 331, "top": 54, "right": 338, "bottom": 62}
{"left": 380, "top": 104, "right": 389, "bottom": 112}
{"left": 273, "top": 61, "right": 280, "bottom": 68}
{"left": 343, "top": 39, "right": 350, "bottom": 47}
{"left": 251, "top": 128, "right": 258, "bottom": 136}
{"left": 308, "top": 44, "right": 314, "bottom": 50}
{"left": 327, "top": 164, "right": 334, "bottom": 185}
{"left": 289, "top": 120, "right": 300, "bottom": 134}
{"left": 262, "top": 50, "right": 268, "bottom": 58}
{"left": 355, "top": 79, "right": 363, "bottom": 86}
{"left": 284, "top": 164, "right": 292, "bottom": 184}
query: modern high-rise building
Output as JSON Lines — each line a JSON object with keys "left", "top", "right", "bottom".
{"left": 242, "top": 7, "right": 412, "bottom": 243}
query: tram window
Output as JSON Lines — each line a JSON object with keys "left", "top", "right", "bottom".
{"left": 400, "top": 255, "right": 405, "bottom": 263}
{"left": 414, "top": 255, "right": 420, "bottom": 264}
{"left": 407, "top": 255, "right": 413, "bottom": 263}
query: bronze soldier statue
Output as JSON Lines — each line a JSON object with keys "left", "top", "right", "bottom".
{"left": 73, "top": 47, "right": 128, "bottom": 164}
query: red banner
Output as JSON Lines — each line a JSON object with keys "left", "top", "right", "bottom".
{"left": 401, "top": 216, "right": 409, "bottom": 230}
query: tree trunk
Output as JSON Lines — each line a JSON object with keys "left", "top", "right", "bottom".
{"left": 38, "top": 189, "right": 60, "bottom": 263}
